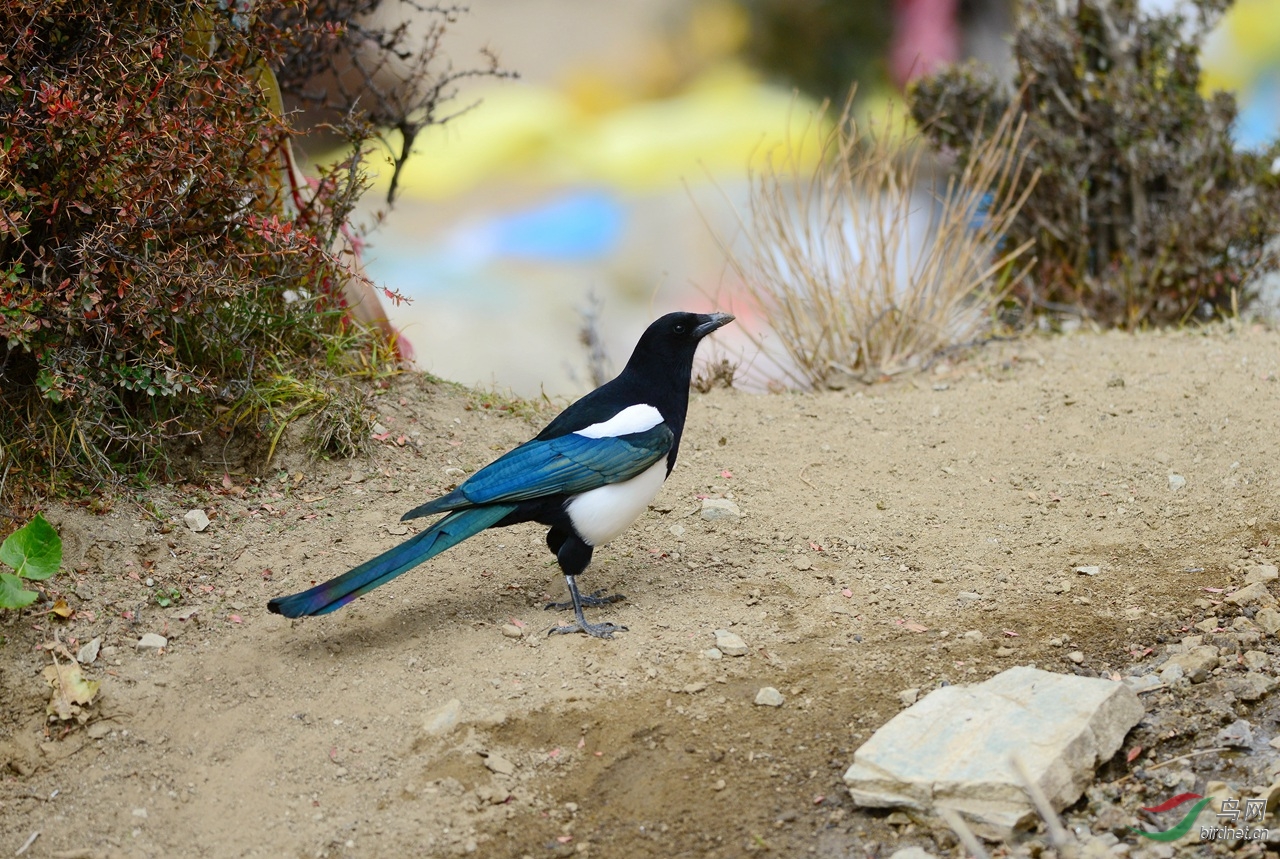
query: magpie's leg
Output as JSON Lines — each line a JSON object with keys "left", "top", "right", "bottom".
{"left": 544, "top": 589, "right": 626, "bottom": 610}
{"left": 545, "top": 535, "right": 626, "bottom": 639}
{"left": 544, "top": 528, "right": 625, "bottom": 610}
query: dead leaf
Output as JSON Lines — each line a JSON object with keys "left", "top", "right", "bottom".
{"left": 50, "top": 598, "right": 73, "bottom": 619}
{"left": 44, "top": 659, "right": 99, "bottom": 723}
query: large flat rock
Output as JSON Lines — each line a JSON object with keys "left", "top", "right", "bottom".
{"left": 843, "top": 666, "right": 1143, "bottom": 837}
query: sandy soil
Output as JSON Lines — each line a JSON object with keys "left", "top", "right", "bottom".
{"left": 3, "top": 325, "right": 1280, "bottom": 858}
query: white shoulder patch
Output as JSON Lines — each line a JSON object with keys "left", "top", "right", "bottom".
{"left": 574, "top": 404, "right": 663, "bottom": 439}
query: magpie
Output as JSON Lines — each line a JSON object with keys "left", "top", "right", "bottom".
{"left": 267, "top": 311, "right": 734, "bottom": 638}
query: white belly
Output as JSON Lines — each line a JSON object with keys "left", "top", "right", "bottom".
{"left": 565, "top": 459, "right": 668, "bottom": 546}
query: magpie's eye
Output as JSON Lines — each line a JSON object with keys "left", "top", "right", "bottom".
{"left": 673, "top": 323, "right": 686, "bottom": 334}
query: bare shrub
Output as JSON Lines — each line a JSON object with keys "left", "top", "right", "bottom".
{"left": 910, "top": 0, "right": 1280, "bottom": 327}
{"left": 714, "top": 99, "right": 1037, "bottom": 389}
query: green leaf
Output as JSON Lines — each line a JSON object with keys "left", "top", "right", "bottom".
{"left": 0, "top": 572, "right": 38, "bottom": 609}
{"left": 0, "top": 513, "right": 62, "bottom": 580}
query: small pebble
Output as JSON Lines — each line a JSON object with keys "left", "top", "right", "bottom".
{"left": 1243, "top": 650, "right": 1271, "bottom": 671}
{"left": 1215, "top": 718, "right": 1254, "bottom": 748}
{"left": 1226, "top": 582, "right": 1274, "bottom": 607}
{"left": 1246, "top": 565, "right": 1279, "bottom": 585}
{"left": 77, "top": 636, "right": 102, "bottom": 665}
{"left": 897, "top": 688, "right": 919, "bottom": 706}
{"left": 700, "top": 498, "right": 743, "bottom": 522}
{"left": 422, "top": 699, "right": 462, "bottom": 737}
{"left": 754, "top": 687, "right": 784, "bottom": 707}
{"left": 483, "top": 754, "right": 516, "bottom": 776}
{"left": 1168, "top": 474, "right": 1186, "bottom": 492}
{"left": 702, "top": 648, "right": 723, "bottom": 660}
{"left": 1256, "top": 607, "right": 1280, "bottom": 635}
{"left": 136, "top": 633, "right": 167, "bottom": 652}
{"left": 183, "top": 509, "right": 210, "bottom": 533}
{"left": 1067, "top": 650, "right": 1085, "bottom": 664}
{"left": 714, "top": 629, "right": 749, "bottom": 657}
{"left": 500, "top": 624, "right": 524, "bottom": 639}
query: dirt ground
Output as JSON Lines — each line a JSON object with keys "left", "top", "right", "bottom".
{"left": 4, "top": 325, "right": 1280, "bottom": 858}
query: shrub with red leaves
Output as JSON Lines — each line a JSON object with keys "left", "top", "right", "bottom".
{"left": 0, "top": 0, "right": 505, "bottom": 493}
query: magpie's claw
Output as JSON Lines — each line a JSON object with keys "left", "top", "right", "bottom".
{"left": 548, "top": 620, "right": 628, "bottom": 639}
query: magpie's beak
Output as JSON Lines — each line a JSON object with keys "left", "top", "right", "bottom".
{"left": 694, "top": 312, "right": 735, "bottom": 338}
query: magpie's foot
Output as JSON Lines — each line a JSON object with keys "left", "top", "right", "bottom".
{"left": 544, "top": 589, "right": 626, "bottom": 611}
{"left": 548, "top": 620, "right": 628, "bottom": 639}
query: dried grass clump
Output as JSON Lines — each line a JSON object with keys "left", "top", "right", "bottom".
{"left": 718, "top": 99, "right": 1037, "bottom": 389}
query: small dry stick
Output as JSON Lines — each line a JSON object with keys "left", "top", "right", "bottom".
{"left": 938, "top": 807, "right": 989, "bottom": 859}
{"left": 1144, "top": 747, "right": 1229, "bottom": 772}
{"left": 1012, "top": 754, "right": 1069, "bottom": 849}
{"left": 14, "top": 831, "right": 40, "bottom": 857}
{"left": 798, "top": 462, "right": 821, "bottom": 490}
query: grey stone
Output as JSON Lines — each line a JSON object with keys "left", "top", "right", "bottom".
{"left": 1226, "top": 673, "right": 1277, "bottom": 703}
{"left": 483, "top": 753, "right": 516, "bottom": 776}
{"left": 898, "top": 688, "right": 920, "bottom": 707}
{"left": 754, "top": 687, "right": 784, "bottom": 707}
{"left": 700, "top": 498, "right": 743, "bottom": 522}
{"left": 183, "top": 509, "right": 210, "bottom": 533}
{"left": 1159, "top": 662, "right": 1185, "bottom": 684}
{"left": 1245, "top": 564, "right": 1279, "bottom": 585}
{"left": 77, "top": 636, "right": 102, "bottom": 665}
{"left": 889, "top": 848, "right": 937, "bottom": 859}
{"left": 500, "top": 624, "right": 523, "bottom": 639}
{"left": 843, "top": 665, "right": 1143, "bottom": 838}
{"left": 136, "top": 633, "right": 167, "bottom": 651}
{"left": 1243, "top": 650, "right": 1271, "bottom": 671}
{"left": 1255, "top": 607, "right": 1280, "bottom": 635}
{"left": 422, "top": 699, "right": 462, "bottom": 737}
{"left": 1165, "top": 645, "right": 1219, "bottom": 683}
{"left": 1123, "top": 673, "right": 1163, "bottom": 693}
{"left": 1168, "top": 474, "right": 1186, "bottom": 491}
{"left": 1215, "top": 718, "right": 1254, "bottom": 748}
{"left": 1226, "top": 582, "right": 1276, "bottom": 607}
{"left": 714, "top": 629, "right": 749, "bottom": 657}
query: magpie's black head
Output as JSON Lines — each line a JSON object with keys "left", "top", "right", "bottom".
{"left": 638, "top": 311, "right": 734, "bottom": 353}
{"left": 623, "top": 311, "right": 734, "bottom": 382}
